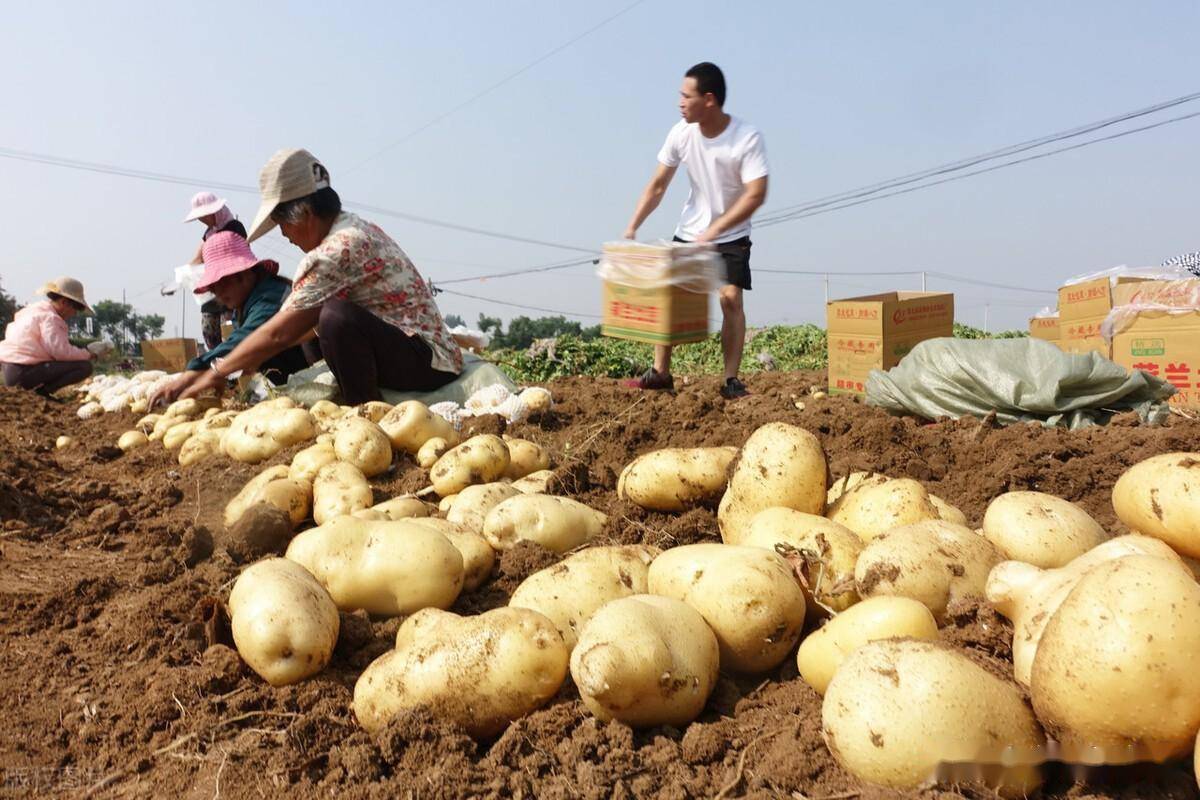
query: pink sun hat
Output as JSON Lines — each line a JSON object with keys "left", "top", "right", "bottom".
{"left": 194, "top": 232, "right": 279, "bottom": 293}
{"left": 183, "top": 191, "right": 229, "bottom": 222}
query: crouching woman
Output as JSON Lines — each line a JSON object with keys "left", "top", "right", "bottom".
{"left": 0, "top": 277, "right": 96, "bottom": 397}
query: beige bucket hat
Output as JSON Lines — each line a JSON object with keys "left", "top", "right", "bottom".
{"left": 38, "top": 276, "right": 94, "bottom": 314}
{"left": 247, "top": 148, "right": 331, "bottom": 242}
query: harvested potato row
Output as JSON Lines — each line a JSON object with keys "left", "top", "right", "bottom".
{"left": 229, "top": 558, "right": 339, "bottom": 687}
{"left": 354, "top": 607, "right": 568, "bottom": 738}
{"left": 509, "top": 545, "right": 659, "bottom": 651}
{"left": 1112, "top": 452, "right": 1200, "bottom": 558}
{"left": 718, "top": 422, "right": 827, "bottom": 544}
{"left": 617, "top": 446, "right": 738, "bottom": 512}
{"left": 379, "top": 400, "right": 460, "bottom": 455}
{"left": 648, "top": 543, "right": 806, "bottom": 673}
{"left": 483, "top": 494, "right": 606, "bottom": 552}
{"left": 741, "top": 508, "right": 862, "bottom": 615}
{"left": 430, "top": 434, "right": 510, "bottom": 496}
{"left": 983, "top": 491, "right": 1108, "bottom": 568}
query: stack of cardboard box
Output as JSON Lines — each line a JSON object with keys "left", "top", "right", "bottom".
{"left": 1107, "top": 279, "right": 1200, "bottom": 411}
{"left": 599, "top": 242, "right": 711, "bottom": 346}
{"left": 1055, "top": 276, "right": 1151, "bottom": 358}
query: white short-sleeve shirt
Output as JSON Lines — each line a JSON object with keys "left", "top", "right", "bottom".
{"left": 657, "top": 116, "right": 769, "bottom": 243}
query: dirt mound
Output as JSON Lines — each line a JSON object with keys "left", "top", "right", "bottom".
{"left": 1, "top": 377, "right": 1198, "bottom": 798}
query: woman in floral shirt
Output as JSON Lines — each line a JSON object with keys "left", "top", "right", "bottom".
{"left": 179, "top": 149, "right": 462, "bottom": 405}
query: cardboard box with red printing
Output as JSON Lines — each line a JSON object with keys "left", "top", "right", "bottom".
{"left": 1111, "top": 309, "right": 1200, "bottom": 410}
{"left": 1029, "top": 316, "right": 1060, "bottom": 342}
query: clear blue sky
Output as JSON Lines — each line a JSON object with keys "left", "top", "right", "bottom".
{"left": 2, "top": 1, "right": 1197, "bottom": 336}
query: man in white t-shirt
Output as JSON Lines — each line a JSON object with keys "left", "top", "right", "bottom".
{"left": 623, "top": 61, "right": 769, "bottom": 399}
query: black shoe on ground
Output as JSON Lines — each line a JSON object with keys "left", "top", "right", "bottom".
{"left": 624, "top": 368, "right": 675, "bottom": 391}
{"left": 719, "top": 377, "right": 749, "bottom": 400}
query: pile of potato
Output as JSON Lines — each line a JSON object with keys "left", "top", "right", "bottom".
{"left": 207, "top": 399, "right": 1200, "bottom": 795}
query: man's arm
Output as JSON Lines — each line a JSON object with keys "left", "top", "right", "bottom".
{"left": 623, "top": 163, "right": 677, "bottom": 239}
{"left": 696, "top": 176, "right": 768, "bottom": 243}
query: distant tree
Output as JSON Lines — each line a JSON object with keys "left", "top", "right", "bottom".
{"left": 0, "top": 279, "right": 18, "bottom": 332}
{"left": 478, "top": 314, "right": 592, "bottom": 350}
{"left": 444, "top": 313, "right": 465, "bottom": 328}
{"left": 477, "top": 314, "right": 503, "bottom": 335}
{"left": 68, "top": 300, "right": 166, "bottom": 353}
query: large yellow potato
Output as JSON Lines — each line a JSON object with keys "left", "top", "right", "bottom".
{"left": 225, "top": 465, "right": 291, "bottom": 528}
{"left": 854, "top": 520, "right": 1001, "bottom": 622}
{"left": 134, "top": 413, "right": 161, "bottom": 434}
{"left": 286, "top": 517, "right": 464, "bottom": 616}
{"left": 229, "top": 558, "right": 339, "bottom": 687}
{"left": 368, "top": 495, "right": 433, "bottom": 520}
{"left": 511, "top": 469, "right": 555, "bottom": 494}
{"left": 308, "top": 399, "right": 347, "bottom": 433}
{"left": 718, "top": 423, "right": 827, "bottom": 544}
{"left": 823, "top": 639, "right": 1044, "bottom": 796}
{"left": 178, "top": 429, "right": 224, "bottom": 467}
{"left": 648, "top": 544, "right": 806, "bottom": 673}
{"left": 742, "top": 508, "right": 863, "bottom": 614}
{"left": 983, "top": 491, "right": 1108, "bottom": 568}
{"left": 483, "top": 494, "right": 606, "bottom": 552}
{"left": 416, "top": 436, "right": 451, "bottom": 469}
{"left": 224, "top": 405, "right": 317, "bottom": 463}
{"left": 825, "top": 471, "right": 889, "bottom": 516}
{"left": 403, "top": 518, "right": 497, "bottom": 591}
{"left": 830, "top": 478, "right": 941, "bottom": 542}
{"left": 796, "top": 596, "right": 936, "bottom": 694}
{"left": 928, "top": 494, "right": 968, "bottom": 526}
{"left": 333, "top": 416, "right": 393, "bottom": 477}
{"left": 429, "top": 434, "right": 510, "bottom": 496}
{"left": 353, "top": 400, "right": 393, "bottom": 424}
{"left": 379, "top": 400, "right": 460, "bottom": 454}
{"left": 117, "top": 430, "right": 149, "bottom": 452}
{"left": 162, "top": 420, "right": 199, "bottom": 451}
{"left": 446, "top": 482, "right": 521, "bottom": 533}
{"left": 571, "top": 594, "right": 719, "bottom": 728}
{"left": 288, "top": 441, "right": 338, "bottom": 485}
{"left": 509, "top": 545, "right": 659, "bottom": 651}
{"left": 196, "top": 410, "right": 238, "bottom": 432}
{"left": 1113, "top": 452, "right": 1200, "bottom": 558}
{"left": 149, "top": 413, "right": 188, "bottom": 442}
{"left": 312, "top": 461, "right": 373, "bottom": 526}
{"left": 503, "top": 437, "right": 552, "bottom": 480}
{"left": 1031, "top": 555, "right": 1200, "bottom": 763}
{"left": 617, "top": 446, "right": 738, "bottom": 512}
{"left": 354, "top": 607, "right": 567, "bottom": 737}
{"left": 986, "top": 534, "right": 1182, "bottom": 688}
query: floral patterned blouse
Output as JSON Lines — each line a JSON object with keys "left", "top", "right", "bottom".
{"left": 283, "top": 212, "right": 463, "bottom": 374}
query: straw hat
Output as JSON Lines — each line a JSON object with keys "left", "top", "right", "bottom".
{"left": 247, "top": 148, "right": 331, "bottom": 242}
{"left": 39, "top": 276, "right": 93, "bottom": 314}
{"left": 183, "top": 191, "right": 229, "bottom": 222}
{"left": 194, "top": 232, "right": 279, "bottom": 293}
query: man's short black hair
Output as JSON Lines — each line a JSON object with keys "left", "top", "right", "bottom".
{"left": 685, "top": 62, "right": 726, "bottom": 107}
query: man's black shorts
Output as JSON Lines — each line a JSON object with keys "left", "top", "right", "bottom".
{"left": 673, "top": 235, "right": 752, "bottom": 290}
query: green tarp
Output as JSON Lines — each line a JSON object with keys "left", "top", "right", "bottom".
{"left": 865, "top": 338, "right": 1176, "bottom": 429}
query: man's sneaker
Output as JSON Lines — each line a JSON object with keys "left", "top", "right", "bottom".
{"left": 719, "top": 377, "right": 749, "bottom": 400}
{"left": 624, "top": 368, "right": 675, "bottom": 391}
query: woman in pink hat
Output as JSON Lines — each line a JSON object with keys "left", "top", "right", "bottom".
{"left": 184, "top": 191, "right": 249, "bottom": 352}
{"left": 151, "top": 233, "right": 310, "bottom": 406}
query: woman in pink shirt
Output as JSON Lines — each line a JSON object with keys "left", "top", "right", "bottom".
{"left": 0, "top": 277, "right": 96, "bottom": 397}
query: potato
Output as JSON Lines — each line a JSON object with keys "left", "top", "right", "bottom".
{"left": 854, "top": 520, "right": 1001, "bottom": 622}
{"left": 437, "top": 493, "right": 458, "bottom": 514}
{"left": 429, "top": 434, "right": 510, "bottom": 496}
{"left": 402, "top": 518, "right": 496, "bottom": 591}
{"left": 255, "top": 479, "right": 312, "bottom": 527}
{"left": 648, "top": 544, "right": 806, "bottom": 673}
{"left": 333, "top": 416, "right": 393, "bottom": 478}
{"left": 379, "top": 400, "right": 460, "bottom": 454}
{"left": 1113, "top": 452, "right": 1200, "bottom": 558}
{"left": 1031, "top": 555, "right": 1200, "bottom": 763}
{"left": 197, "top": 410, "right": 238, "bottom": 432}
{"left": 446, "top": 482, "right": 521, "bottom": 533}
{"left": 162, "top": 420, "right": 198, "bottom": 451}
{"left": 202, "top": 406, "right": 220, "bottom": 419}
{"left": 353, "top": 606, "right": 567, "bottom": 737}
{"left": 55, "top": 435, "right": 74, "bottom": 450}
{"left": 416, "top": 436, "right": 451, "bottom": 469}
{"left": 988, "top": 535, "right": 1187, "bottom": 688}
{"left": 229, "top": 558, "right": 339, "bottom": 687}
{"left": 289, "top": 441, "right": 338, "bottom": 485}
{"left": 571, "top": 594, "right": 719, "bottom": 728}
{"left": 286, "top": 517, "right": 464, "bottom": 615}
{"left": 511, "top": 469, "right": 555, "bottom": 494}
{"left": 929, "top": 494, "right": 967, "bottom": 526}
{"left": 483, "top": 494, "right": 606, "bottom": 552}
{"left": 823, "top": 639, "right": 1044, "bottom": 796}
{"left": 224, "top": 405, "right": 317, "bottom": 463}
{"left": 509, "top": 545, "right": 659, "bottom": 651}
{"left": 117, "top": 430, "right": 149, "bottom": 452}
{"left": 742, "top": 508, "right": 863, "bottom": 615}
{"left": 178, "top": 429, "right": 224, "bottom": 466}
{"left": 312, "top": 461, "right": 373, "bottom": 526}
{"left": 502, "top": 437, "right": 551, "bottom": 480}
{"left": 718, "top": 422, "right": 827, "bottom": 544}
{"left": 830, "top": 478, "right": 941, "bottom": 542}
{"left": 225, "top": 466, "right": 292, "bottom": 528}
{"left": 129, "top": 397, "right": 149, "bottom": 414}
{"left": 149, "top": 413, "right": 188, "bottom": 441}
{"left": 796, "top": 596, "right": 937, "bottom": 694}
{"left": 518, "top": 386, "right": 552, "bottom": 413}
{"left": 134, "top": 413, "right": 161, "bottom": 433}
{"left": 308, "top": 399, "right": 345, "bottom": 432}
{"left": 354, "top": 400, "right": 393, "bottom": 424}
{"left": 982, "top": 491, "right": 1108, "bottom": 568}
{"left": 617, "top": 446, "right": 738, "bottom": 512}
{"left": 826, "top": 471, "right": 889, "bottom": 516}
{"left": 164, "top": 397, "right": 204, "bottom": 419}
{"left": 369, "top": 495, "right": 433, "bottom": 520}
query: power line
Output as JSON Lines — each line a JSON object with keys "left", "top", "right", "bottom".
{"left": 758, "top": 89, "right": 1200, "bottom": 224}
{"left": 438, "top": 287, "right": 602, "bottom": 319}
{"left": 346, "top": 0, "right": 650, "bottom": 173}
{"left": 758, "top": 107, "right": 1200, "bottom": 228}
{"left": 437, "top": 256, "right": 597, "bottom": 285}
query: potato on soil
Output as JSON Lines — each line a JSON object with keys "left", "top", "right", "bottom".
{"left": 511, "top": 469, "right": 555, "bottom": 494}
{"left": 353, "top": 400, "right": 393, "bottom": 424}
{"left": 617, "top": 446, "right": 738, "bottom": 512}
{"left": 222, "top": 503, "right": 295, "bottom": 563}
{"left": 312, "top": 461, "right": 373, "bottom": 526}
{"left": 503, "top": 437, "right": 551, "bottom": 480}
{"left": 333, "top": 416, "right": 393, "bottom": 477}
{"left": 379, "top": 400, "right": 460, "bottom": 454}
{"left": 718, "top": 422, "right": 827, "bottom": 544}
{"left": 289, "top": 441, "right": 338, "bottom": 485}
{"left": 509, "top": 545, "right": 659, "bottom": 651}
{"left": 224, "top": 405, "right": 317, "bottom": 463}
{"left": 117, "top": 430, "right": 149, "bottom": 452}
{"left": 353, "top": 606, "right": 567, "bottom": 738}
{"left": 446, "top": 482, "right": 521, "bottom": 533}
{"left": 368, "top": 495, "right": 433, "bottom": 520}
{"left": 982, "top": 491, "right": 1108, "bottom": 568}
{"left": 402, "top": 518, "right": 497, "bottom": 591}
{"left": 830, "top": 478, "right": 941, "bottom": 542}
{"left": 416, "top": 436, "right": 451, "bottom": 469}
{"left": 55, "top": 435, "right": 75, "bottom": 449}
{"left": 483, "top": 494, "right": 606, "bottom": 552}
{"left": 225, "top": 466, "right": 290, "bottom": 528}
{"left": 229, "top": 558, "right": 339, "bottom": 687}
{"left": 741, "top": 508, "right": 862, "bottom": 615}
{"left": 648, "top": 543, "right": 806, "bottom": 673}
{"left": 1112, "top": 452, "right": 1200, "bottom": 558}
{"left": 854, "top": 520, "right": 1001, "bottom": 622}
{"left": 178, "top": 429, "right": 224, "bottom": 466}
{"left": 822, "top": 639, "right": 1044, "bottom": 796}
{"left": 285, "top": 516, "right": 464, "bottom": 616}
{"left": 571, "top": 594, "right": 718, "bottom": 728}
{"left": 308, "top": 399, "right": 346, "bottom": 432}
{"left": 429, "top": 434, "right": 510, "bottom": 496}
